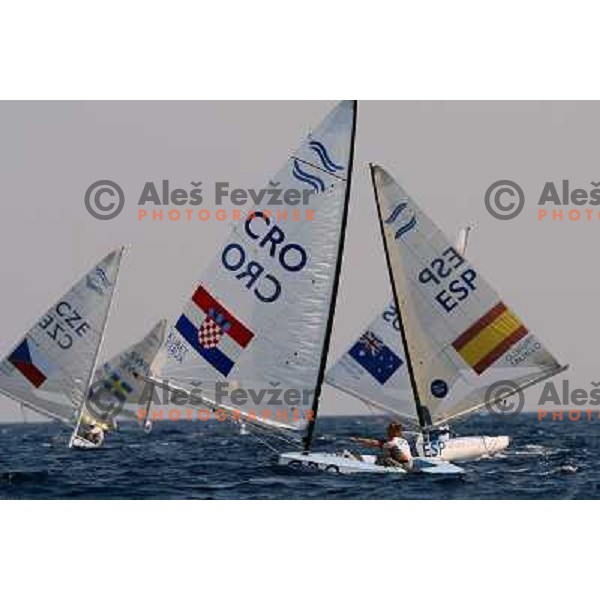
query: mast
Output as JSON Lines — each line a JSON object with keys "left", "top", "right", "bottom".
{"left": 369, "top": 164, "right": 428, "bottom": 431}
{"left": 303, "top": 100, "right": 358, "bottom": 452}
{"left": 68, "top": 247, "right": 125, "bottom": 447}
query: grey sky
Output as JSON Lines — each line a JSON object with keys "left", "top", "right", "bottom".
{"left": 0, "top": 101, "right": 597, "bottom": 421}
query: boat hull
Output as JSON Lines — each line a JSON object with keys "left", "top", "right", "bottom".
{"left": 416, "top": 435, "right": 510, "bottom": 462}
{"left": 278, "top": 452, "right": 464, "bottom": 476}
{"left": 71, "top": 435, "right": 102, "bottom": 450}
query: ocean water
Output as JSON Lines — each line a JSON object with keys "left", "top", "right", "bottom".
{"left": 0, "top": 413, "right": 597, "bottom": 499}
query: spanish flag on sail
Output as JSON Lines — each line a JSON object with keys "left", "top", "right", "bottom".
{"left": 452, "top": 302, "right": 528, "bottom": 375}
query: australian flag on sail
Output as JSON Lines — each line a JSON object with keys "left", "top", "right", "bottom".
{"left": 348, "top": 331, "right": 403, "bottom": 385}
{"left": 175, "top": 285, "right": 254, "bottom": 377}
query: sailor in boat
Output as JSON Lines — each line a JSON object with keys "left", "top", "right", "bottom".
{"left": 82, "top": 421, "right": 105, "bottom": 447}
{"left": 351, "top": 421, "right": 412, "bottom": 468}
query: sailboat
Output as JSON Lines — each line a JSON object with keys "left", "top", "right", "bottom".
{"left": 81, "top": 319, "right": 168, "bottom": 435}
{"left": 280, "top": 165, "right": 566, "bottom": 474}
{"left": 148, "top": 101, "right": 365, "bottom": 443}
{"left": 0, "top": 248, "right": 125, "bottom": 449}
{"left": 325, "top": 225, "right": 512, "bottom": 462}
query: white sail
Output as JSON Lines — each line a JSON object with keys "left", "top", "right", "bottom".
{"left": 0, "top": 249, "right": 124, "bottom": 425}
{"left": 83, "top": 319, "right": 167, "bottom": 427}
{"left": 325, "top": 229, "right": 472, "bottom": 423}
{"left": 370, "top": 165, "right": 565, "bottom": 428}
{"left": 159, "top": 101, "right": 357, "bottom": 433}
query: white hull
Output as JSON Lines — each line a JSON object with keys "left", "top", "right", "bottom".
{"left": 279, "top": 452, "right": 464, "bottom": 476}
{"left": 70, "top": 435, "right": 103, "bottom": 450}
{"left": 416, "top": 435, "right": 510, "bottom": 462}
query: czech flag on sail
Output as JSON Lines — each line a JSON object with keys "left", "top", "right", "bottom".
{"left": 452, "top": 302, "right": 528, "bottom": 375}
{"left": 8, "top": 339, "right": 56, "bottom": 388}
{"left": 175, "top": 285, "right": 254, "bottom": 377}
{"left": 349, "top": 331, "right": 403, "bottom": 385}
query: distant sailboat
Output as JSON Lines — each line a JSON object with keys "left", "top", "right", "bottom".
{"left": 82, "top": 319, "right": 167, "bottom": 434}
{"left": 150, "top": 101, "right": 359, "bottom": 441}
{"left": 0, "top": 248, "right": 125, "bottom": 448}
{"left": 325, "top": 225, "right": 513, "bottom": 461}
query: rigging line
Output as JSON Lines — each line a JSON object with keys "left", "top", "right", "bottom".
{"left": 290, "top": 156, "right": 347, "bottom": 182}
{"left": 268, "top": 431, "right": 301, "bottom": 448}
{"left": 327, "top": 378, "right": 419, "bottom": 424}
{"left": 245, "top": 429, "right": 281, "bottom": 454}
{"left": 20, "top": 402, "right": 28, "bottom": 424}
{"left": 247, "top": 421, "right": 302, "bottom": 448}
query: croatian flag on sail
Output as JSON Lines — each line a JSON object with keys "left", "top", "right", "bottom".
{"left": 348, "top": 331, "right": 403, "bottom": 385}
{"left": 175, "top": 285, "right": 254, "bottom": 377}
{"left": 8, "top": 338, "right": 56, "bottom": 388}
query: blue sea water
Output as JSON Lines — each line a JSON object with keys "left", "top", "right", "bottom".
{"left": 0, "top": 413, "right": 597, "bottom": 499}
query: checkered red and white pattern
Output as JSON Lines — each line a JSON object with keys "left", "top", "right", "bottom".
{"left": 197, "top": 318, "right": 223, "bottom": 349}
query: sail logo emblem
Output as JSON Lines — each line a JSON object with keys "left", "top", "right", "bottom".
{"left": 292, "top": 159, "right": 326, "bottom": 193}
{"left": 308, "top": 140, "right": 344, "bottom": 174}
{"left": 291, "top": 139, "right": 344, "bottom": 194}
{"left": 430, "top": 379, "right": 449, "bottom": 399}
{"left": 198, "top": 309, "right": 231, "bottom": 350}
{"left": 348, "top": 330, "right": 403, "bottom": 385}
{"left": 86, "top": 267, "right": 111, "bottom": 296}
{"left": 385, "top": 202, "right": 417, "bottom": 239}
{"left": 175, "top": 285, "right": 254, "bottom": 377}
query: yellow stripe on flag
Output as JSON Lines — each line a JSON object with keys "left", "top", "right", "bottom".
{"left": 456, "top": 308, "right": 523, "bottom": 369}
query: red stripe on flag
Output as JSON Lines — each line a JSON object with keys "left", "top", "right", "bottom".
{"left": 472, "top": 325, "right": 529, "bottom": 375}
{"left": 10, "top": 360, "right": 47, "bottom": 388}
{"left": 191, "top": 285, "right": 254, "bottom": 348}
{"left": 452, "top": 302, "right": 507, "bottom": 351}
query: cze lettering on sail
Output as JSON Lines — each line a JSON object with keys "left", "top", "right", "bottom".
{"left": 221, "top": 210, "right": 309, "bottom": 304}
{"left": 38, "top": 301, "right": 92, "bottom": 350}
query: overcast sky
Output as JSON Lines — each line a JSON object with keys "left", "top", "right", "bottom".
{"left": 0, "top": 101, "right": 597, "bottom": 421}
